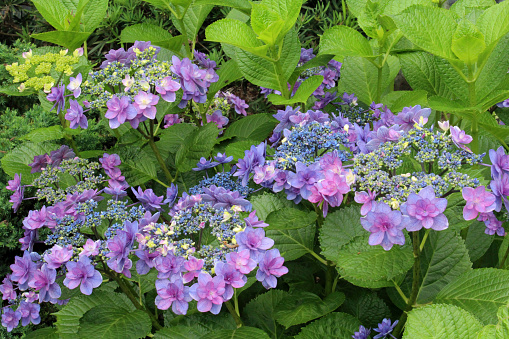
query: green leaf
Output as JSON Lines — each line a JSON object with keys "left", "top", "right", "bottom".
{"left": 262, "top": 0, "right": 302, "bottom": 40}
{"left": 274, "top": 291, "right": 345, "bottom": 328}
{"left": 494, "top": 303, "right": 509, "bottom": 339}
{"left": 265, "top": 208, "right": 317, "bottom": 230}
{"left": 251, "top": 192, "right": 294, "bottom": 220}
{"left": 208, "top": 59, "right": 243, "bottom": 98}
{"left": 289, "top": 54, "right": 334, "bottom": 85}
{"left": 1, "top": 142, "right": 59, "bottom": 184}
{"left": 399, "top": 52, "right": 454, "bottom": 98}
{"left": 267, "top": 223, "right": 317, "bottom": 261}
{"left": 403, "top": 304, "right": 483, "bottom": 338}
{"left": 251, "top": 3, "right": 284, "bottom": 46}
{"left": 205, "top": 327, "right": 270, "bottom": 339}
{"left": 383, "top": 0, "right": 434, "bottom": 16}
{"left": 268, "top": 75, "right": 324, "bottom": 105}
{"left": 417, "top": 230, "right": 472, "bottom": 303}
{"left": 121, "top": 23, "right": 172, "bottom": 43}
{"left": 225, "top": 139, "right": 261, "bottom": 162}
{"left": 244, "top": 289, "right": 289, "bottom": 338}
{"left": 393, "top": 5, "right": 458, "bottom": 60}
{"left": 340, "top": 291, "right": 392, "bottom": 328}
{"left": 450, "top": 0, "right": 496, "bottom": 18}
{"left": 193, "top": 0, "right": 251, "bottom": 13}
{"left": 54, "top": 291, "right": 135, "bottom": 338}
{"left": 223, "top": 114, "right": 277, "bottom": 142}
{"left": 24, "top": 327, "right": 59, "bottom": 339}
{"left": 338, "top": 56, "right": 395, "bottom": 105}
{"left": 295, "top": 312, "right": 362, "bottom": 339}
{"left": 0, "top": 84, "right": 35, "bottom": 96}
{"left": 154, "top": 325, "right": 208, "bottom": 339}
{"left": 319, "top": 206, "right": 365, "bottom": 264}
{"left": 32, "top": 0, "right": 68, "bottom": 30}
{"left": 476, "top": 32, "right": 509, "bottom": 103}
{"left": 435, "top": 268, "right": 509, "bottom": 324}
{"left": 319, "top": 25, "right": 373, "bottom": 60}
{"left": 81, "top": 0, "right": 108, "bottom": 32}
{"left": 428, "top": 96, "right": 475, "bottom": 116}
{"left": 333, "top": 233, "right": 414, "bottom": 288}
{"left": 381, "top": 90, "right": 429, "bottom": 112}
{"left": 21, "top": 126, "right": 65, "bottom": 142}
{"left": 78, "top": 305, "right": 151, "bottom": 339}
{"left": 175, "top": 123, "right": 219, "bottom": 172}
{"left": 121, "top": 149, "right": 159, "bottom": 187}
{"left": 157, "top": 123, "right": 198, "bottom": 156}
{"left": 127, "top": 268, "right": 158, "bottom": 295}
{"left": 465, "top": 221, "right": 494, "bottom": 262}
{"left": 477, "top": 0, "right": 509, "bottom": 47}
{"left": 31, "top": 31, "right": 92, "bottom": 50}
{"left": 206, "top": 19, "right": 267, "bottom": 57}
{"left": 143, "top": 0, "right": 191, "bottom": 11}
{"left": 451, "top": 18, "right": 486, "bottom": 63}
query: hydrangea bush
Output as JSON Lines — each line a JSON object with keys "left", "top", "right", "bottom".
{"left": 2, "top": 0, "right": 509, "bottom": 338}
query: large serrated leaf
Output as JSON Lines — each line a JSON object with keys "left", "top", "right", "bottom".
{"left": 21, "top": 126, "right": 65, "bottom": 142}
{"left": 251, "top": 193, "right": 294, "bottom": 220}
{"left": 274, "top": 291, "right": 345, "bottom": 328}
{"left": 54, "top": 291, "right": 135, "bottom": 338}
{"left": 268, "top": 75, "right": 324, "bottom": 106}
{"left": 157, "top": 123, "right": 198, "bottom": 156}
{"left": 24, "top": 327, "right": 59, "bottom": 339}
{"left": 78, "top": 305, "right": 151, "bottom": 339}
{"left": 403, "top": 304, "right": 483, "bottom": 338}
{"left": 393, "top": 5, "right": 458, "bottom": 60}
{"left": 175, "top": 123, "right": 219, "bottom": 172}
{"left": 381, "top": 90, "right": 429, "bottom": 113}
{"left": 435, "top": 268, "right": 509, "bottom": 324}
{"left": 31, "top": 31, "right": 92, "bottom": 50}
{"left": 32, "top": 0, "right": 68, "bottom": 30}
{"left": 265, "top": 207, "right": 317, "bottom": 230}
{"left": 244, "top": 289, "right": 289, "bottom": 338}
{"left": 477, "top": 0, "right": 509, "bottom": 46}
{"left": 120, "top": 23, "right": 172, "bottom": 43}
{"left": 417, "top": 230, "right": 472, "bottom": 303}
{"left": 319, "top": 25, "right": 373, "bottom": 60}
{"left": 465, "top": 221, "right": 494, "bottom": 262}
{"left": 294, "top": 312, "right": 361, "bottom": 339}
{"left": 206, "top": 19, "right": 267, "bottom": 57}
{"left": 154, "top": 325, "right": 208, "bottom": 339}
{"left": 223, "top": 114, "right": 277, "bottom": 142}
{"left": 319, "top": 206, "right": 365, "bottom": 264}
{"left": 205, "top": 327, "right": 271, "bottom": 339}
{"left": 333, "top": 233, "right": 414, "bottom": 286}
{"left": 267, "top": 223, "right": 317, "bottom": 261}
{"left": 121, "top": 148, "right": 160, "bottom": 187}
{"left": 340, "top": 291, "right": 391, "bottom": 328}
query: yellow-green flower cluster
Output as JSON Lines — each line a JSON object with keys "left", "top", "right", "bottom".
{"left": 5, "top": 48, "right": 82, "bottom": 92}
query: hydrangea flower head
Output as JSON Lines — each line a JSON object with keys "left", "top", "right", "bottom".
{"left": 393, "top": 105, "right": 431, "bottom": 132}
{"left": 17, "top": 302, "right": 40, "bottom": 327}
{"left": 10, "top": 251, "right": 37, "bottom": 290}
{"left": 44, "top": 244, "right": 73, "bottom": 269}
{"left": 450, "top": 126, "right": 473, "bottom": 152}
{"left": 63, "top": 256, "right": 102, "bottom": 295}
{"left": 256, "top": 249, "right": 288, "bottom": 289}
{"left": 373, "top": 318, "right": 398, "bottom": 339}
{"left": 360, "top": 202, "right": 405, "bottom": 251}
{"left": 156, "top": 77, "right": 181, "bottom": 103}
{"left": 189, "top": 271, "right": 226, "bottom": 314}
{"left": 400, "top": 186, "right": 448, "bottom": 231}
{"left": 462, "top": 186, "right": 496, "bottom": 220}
{"left": 1, "top": 308, "right": 21, "bottom": 332}
{"left": 28, "top": 264, "right": 61, "bottom": 302}
{"left": 132, "top": 187, "right": 164, "bottom": 211}
{"left": 67, "top": 73, "right": 82, "bottom": 98}
{"left": 133, "top": 91, "right": 159, "bottom": 119}
{"left": 46, "top": 84, "right": 65, "bottom": 114}
{"left": 489, "top": 146, "right": 509, "bottom": 178}
{"left": 65, "top": 99, "right": 88, "bottom": 129}
{"left": 155, "top": 277, "right": 192, "bottom": 314}
{"left": 236, "top": 227, "right": 274, "bottom": 260}
{"left": 105, "top": 95, "right": 139, "bottom": 129}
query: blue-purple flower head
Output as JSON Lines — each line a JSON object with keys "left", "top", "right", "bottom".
{"left": 393, "top": 105, "right": 431, "bottom": 132}
{"left": 373, "top": 318, "right": 398, "bottom": 339}
{"left": 65, "top": 99, "right": 88, "bottom": 129}
{"left": 400, "top": 186, "right": 448, "bottom": 231}
{"left": 234, "top": 142, "right": 266, "bottom": 186}
{"left": 193, "top": 157, "right": 219, "bottom": 171}
{"left": 360, "top": 202, "right": 405, "bottom": 251}
{"left": 132, "top": 187, "right": 164, "bottom": 211}
{"left": 46, "top": 84, "right": 66, "bottom": 114}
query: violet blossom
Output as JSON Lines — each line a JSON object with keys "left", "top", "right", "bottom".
{"left": 193, "top": 157, "right": 219, "bottom": 171}
{"left": 106, "top": 232, "right": 132, "bottom": 277}
{"left": 29, "top": 264, "right": 61, "bottom": 302}
{"left": 1, "top": 308, "right": 21, "bottom": 332}
{"left": 49, "top": 145, "right": 75, "bottom": 166}
{"left": 214, "top": 262, "right": 246, "bottom": 299}
{"left": 225, "top": 249, "right": 257, "bottom": 274}
{"left": 189, "top": 272, "right": 226, "bottom": 314}
{"left": 182, "top": 256, "right": 204, "bottom": 283}
{"left": 489, "top": 146, "right": 509, "bottom": 178}
{"left": 10, "top": 251, "right": 37, "bottom": 290}
{"left": 393, "top": 105, "right": 431, "bottom": 132}
{"left": 156, "top": 77, "right": 181, "bottom": 103}
{"left": 65, "top": 99, "right": 88, "bottom": 129}
{"left": 17, "top": 301, "right": 40, "bottom": 326}
{"left": 462, "top": 186, "right": 497, "bottom": 220}
{"left": 234, "top": 142, "right": 266, "bottom": 186}
{"left": 135, "top": 249, "right": 160, "bottom": 275}
{"left": 236, "top": 227, "right": 274, "bottom": 261}
{"left": 244, "top": 210, "right": 269, "bottom": 228}
{"left": 132, "top": 187, "right": 164, "bottom": 211}
{"left": 360, "top": 202, "right": 406, "bottom": 251}
{"left": 273, "top": 106, "right": 300, "bottom": 133}
{"left": 79, "top": 239, "right": 101, "bottom": 257}
{"left": 163, "top": 114, "right": 181, "bottom": 128}
{"left": 67, "top": 73, "right": 82, "bottom": 98}
{"left": 6, "top": 174, "right": 21, "bottom": 192}
{"left": 29, "top": 154, "right": 50, "bottom": 173}
{"left": 450, "top": 126, "right": 473, "bottom": 152}
{"left": 154, "top": 253, "right": 185, "bottom": 279}
{"left": 0, "top": 276, "right": 16, "bottom": 301}
{"left": 355, "top": 190, "right": 377, "bottom": 215}
{"left": 163, "top": 184, "right": 179, "bottom": 208}
{"left": 155, "top": 276, "right": 192, "bottom": 314}
{"left": 490, "top": 173, "right": 509, "bottom": 212}
{"left": 44, "top": 244, "right": 73, "bottom": 269}
{"left": 400, "top": 186, "right": 449, "bottom": 231}
{"left": 206, "top": 110, "right": 229, "bottom": 129}
{"left": 105, "top": 95, "right": 139, "bottom": 129}
{"left": 256, "top": 249, "right": 288, "bottom": 289}
{"left": 100, "top": 48, "right": 134, "bottom": 68}
{"left": 63, "top": 256, "right": 102, "bottom": 295}
{"left": 46, "top": 84, "right": 65, "bottom": 114}
{"left": 480, "top": 212, "right": 505, "bottom": 236}
{"left": 133, "top": 91, "right": 159, "bottom": 119}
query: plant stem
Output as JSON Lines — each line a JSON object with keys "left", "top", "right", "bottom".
{"left": 324, "top": 264, "right": 335, "bottom": 296}
{"left": 499, "top": 242, "right": 509, "bottom": 269}
{"left": 419, "top": 229, "right": 430, "bottom": 252}
{"left": 393, "top": 231, "right": 421, "bottom": 337}
{"left": 234, "top": 289, "right": 240, "bottom": 316}
{"left": 275, "top": 60, "right": 290, "bottom": 99}
{"left": 225, "top": 300, "right": 243, "bottom": 328}
{"left": 148, "top": 120, "right": 174, "bottom": 183}
{"left": 376, "top": 64, "right": 383, "bottom": 103}
{"left": 392, "top": 280, "right": 409, "bottom": 304}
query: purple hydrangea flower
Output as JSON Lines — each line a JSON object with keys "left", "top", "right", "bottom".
{"left": 100, "top": 48, "right": 134, "bottom": 68}
{"left": 6, "top": 174, "right": 21, "bottom": 192}
{"left": 352, "top": 325, "right": 371, "bottom": 339}
{"left": 225, "top": 249, "right": 257, "bottom": 274}
{"left": 99, "top": 153, "right": 121, "bottom": 173}
{"left": 206, "top": 110, "right": 229, "bottom": 129}
{"left": 133, "top": 91, "right": 159, "bottom": 119}
{"left": 313, "top": 91, "right": 338, "bottom": 110}
{"left": 462, "top": 186, "right": 497, "bottom": 220}
{"left": 44, "top": 244, "right": 73, "bottom": 269}
{"left": 10, "top": 251, "right": 37, "bottom": 290}
{"left": 480, "top": 212, "right": 505, "bottom": 236}
{"left": 1, "top": 308, "right": 21, "bottom": 332}
{"left": 67, "top": 73, "right": 82, "bottom": 98}
{"left": 236, "top": 227, "right": 274, "bottom": 261}
{"left": 338, "top": 92, "right": 358, "bottom": 106}
{"left": 373, "top": 318, "right": 398, "bottom": 339}
{"left": 193, "top": 157, "right": 220, "bottom": 171}
{"left": 105, "top": 180, "right": 129, "bottom": 199}
{"left": 9, "top": 187, "right": 24, "bottom": 213}
{"left": 79, "top": 239, "right": 101, "bottom": 258}
{"left": 360, "top": 202, "right": 406, "bottom": 251}
{"left": 49, "top": 145, "right": 75, "bottom": 167}
{"left": 355, "top": 190, "right": 377, "bottom": 215}
{"left": 273, "top": 106, "right": 300, "bottom": 133}
{"left": 0, "top": 276, "right": 16, "bottom": 301}
{"left": 106, "top": 232, "right": 132, "bottom": 277}
{"left": 194, "top": 50, "right": 217, "bottom": 70}
{"left": 394, "top": 105, "right": 431, "bottom": 132}
{"left": 163, "top": 183, "right": 179, "bottom": 208}
{"left": 400, "top": 186, "right": 448, "bottom": 231}
{"left": 222, "top": 92, "right": 248, "bottom": 116}
{"left": 154, "top": 253, "right": 185, "bottom": 279}
{"left": 214, "top": 152, "right": 233, "bottom": 165}
{"left": 367, "top": 125, "right": 404, "bottom": 151}
{"left": 234, "top": 142, "right": 266, "bottom": 186}
{"left": 490, "top": 146, "right": 509, "bottom": 178}
{"left": 29, "top": 154, "right": 50, "bottom": 173}
{"left": 182, "top": 256, "right": 204, "bottom": 283}
{"left": 156, "top": 77, "right": 181, "bottom": 103}
{"left": 19, "top": 230, "right": 36, "bottom": 252}
{"left": 155, "top": 276, "right": 192, "bottom": 314}
{"left": 287, "top": 162, "right": 322, "bottom": 199}
{"left": 171, "top": 56, "right": 207, "bottom": 96}
{"left": 244, "top": 210, "right": 269, "bottom": 228}
{"left": 63, "top": 256, "right": 102, "bottom": 295}
{"left": 128, "top": 41, "right": 160, "bottom": 56}
{"left": 299, "top": 48, "right": 315, "bottom": 64}
{"left": 135, "top": 249, "right": 160, "bottom": 275}
{"left": 105, "top": 95, "right": 139, "bottom": 129}
{"left": 450, "top": 126, "right": 473, "bottom": 152}
{"left": 65, "top": 99, "right": 88, "bottom": 129}
{"left": 28, "top": 264, "right": 61, "bottom": 302}
{"left": 46, "top": 84, "right": 65, "bottom": 114}
{"left": 189, "top": 272, "right": 226, "bottom": 314}
{"left": 214, "top": 262, "right": 246, "bottom": 300}
{"left": 163, "top": 114, "right": 181, "bottom": 128}
{"left": 17, "top": 301, "right": 40, "bottom": 326}
{"left": 256, "top": 249, "right": 288, "bottom": 289}
{"left": 132, "top": 187, "right": 164, "bottom": 211}
{"left": 490, "top": 173, "right": 509, "bottom": 212}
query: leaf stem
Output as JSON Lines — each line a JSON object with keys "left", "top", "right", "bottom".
{"left": 148, "top": 120, "right": 174, "bottom": 184}
{"left": 419, "top": 229, "right": 430, "bottom": 252}
{"left": 499, "top": 241, "right": 509, "bottom": 269}
{"left": 225, "top": 300, "right": 243, "bottom": 328}
{"left": 392, "top": 279, "right": 409, "bottom": 304}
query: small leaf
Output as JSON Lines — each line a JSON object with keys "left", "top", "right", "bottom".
{"left": 265, "top": 208, "right": 317, "bottom": 230}
{"left": 295, "top": 312, "right": 362, "bottom": 339}
{"left": 403, "top": 304, "right": 483, "bottom": 338}
{"left": 451, "top": 18, "right": 486, "bottom": 64}
{"left": 477, "top": 0, "right": 509, "bottom": 46}
{"left": 268, "top": 75, "right": 324, "bottom": 105}
{"left": 223, "top": 114, "right": 277, "bottom": 142}
{"left": 31, "top": 31, "right": 92, "bottom": 50}
{"left": 274, "top": 291, "right": 346, "bottom": 328}
{"left": 319, "top": 25, "right": 373, "bottom": 60}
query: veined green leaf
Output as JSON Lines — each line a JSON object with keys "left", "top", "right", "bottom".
{"left": 319, "top": 25, "right": 373, "bottom": 60}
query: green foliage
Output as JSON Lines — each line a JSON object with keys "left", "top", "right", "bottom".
{"left": 244, "top": 289, "right": 289, "bottom": 338}
{"left": 294, "top": 312, "right": 361, "bottom": 339}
